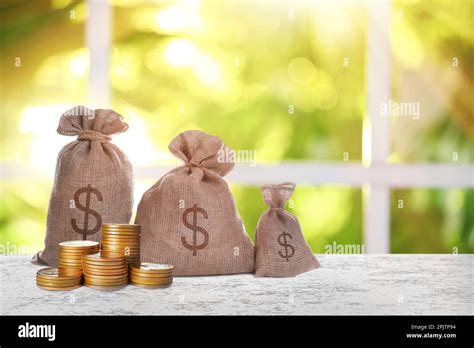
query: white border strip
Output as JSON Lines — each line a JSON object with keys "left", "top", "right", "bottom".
{"left": 2, "top": 163, "right": 472, "bottom": 188}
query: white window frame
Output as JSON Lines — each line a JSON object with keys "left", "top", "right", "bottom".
{"left": 84, "top": 0, "right": 473, "bottom": 253}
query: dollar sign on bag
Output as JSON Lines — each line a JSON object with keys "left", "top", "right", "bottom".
{"left": 277, "top": 231, "right": 295, "bottom": 261}
{"left": 181, "top": 204, "right": 209, "bottom": 256}
{"left": 71, "top": 184, "right": 103, "bottom": 240}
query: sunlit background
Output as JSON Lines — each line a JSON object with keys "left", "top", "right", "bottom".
{"left": 1, "top": 0, "right": 473, "bottom": 254}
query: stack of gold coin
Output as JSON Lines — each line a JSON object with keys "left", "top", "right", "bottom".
{"left": 58, "top": 240, "right": 100, "bottom": 277}
{"left": 130, "top": 263, "right": 174, "bottom": 288}
{"left": 82, "top": 253, "right": 128, "bottom": 290}
{"left": 100, "top": 224, "right": 141, "bottom": 266}
{"left": 36, "top": 268, "right": 82, "bottom": 291}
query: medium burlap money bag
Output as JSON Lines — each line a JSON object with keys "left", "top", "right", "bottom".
{"left": 255, "top": 182, "right": 320, "bottom": 277}
{"left": 136, "top": 130, "right": 255, "bottom": 276}
{"left": 34, "top": 106, "right": 133, "bottom": 267}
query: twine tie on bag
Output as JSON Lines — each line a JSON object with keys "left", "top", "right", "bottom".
{"left": 77, "top": 130, "right": 112, "bottom": 143}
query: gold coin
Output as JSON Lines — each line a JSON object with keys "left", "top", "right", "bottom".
{"left": 100, "top": 252, "right": 139, "bottom": 258}
{"left": 58, "top": 262, "right": 83, "bottom": 267}
{"left": 101, "top": 233, "right": 140, "bottom": 237}
{"left": 84, "top": 279, "right": 128, "bottom": 286}
{"left": 58, "top": 258, "right": 83, "bottom": 263}
{"left": 101, "top": 234, "right": 140, "bottom": 239}
{"left": 84, "top": 253, "right": 125, "bottom": 262}
{"left": 84, "top": 274, "right": 128, "bottom": 282}
{"left": 101, "top": 241, "right": 140, "bottom": 247}
{"left": 130, "top": 264, "right": 173, "bottom": 276}
{"left": 101, "top": 242, "right": 140, "bottom": 247}
{"left": 58, "top": 259, "right": 82, "bottom": 263}
{"left": 102, "top": 227, "right": 140, "bottom": 232}
{"left": 59, "top": 240, "right": 100, "bottom": 248}
{"left": 58, "top": 263, "right": 82, "bottom": 269}
{"left": 101, "top": 233, "right": 140, "bottom": 238}
{"left": 83, "top": 258, "right": 126, "bottom": 265}
{"left": 99, "top": 253, "right": 125, "bottom": 258}
{"left": 101, "top": 234, "right": 140, "bottom": 238}
{"left": 36, "top": 275, "right": 81, "bottom": 284}
{"left": 36, "top": 274, "right": 81, "bottom": 282}
{"left": 36, "top": 280, "right": 81, "bottom": 287}
{"left": 58, "top": 248, "right": 90, "bottom": 253}
{"left": 83, "top": 264, "right": 128, "bottom": 270}
{"left": 83, "top": 274, "right": 128, "bottom": 281}
{"left": 58, "top": 250, "right": 97, "bottom": 256}
{"left": 84, "top": 284, "right": 127, "bottom": 291}
{"left": 83, "top": 262, "right": 128, "bottom": 269}
{"left": 83, "top": 264, "right": 128, "bottom": 272}
{"left": 130, "top": 272, "right": 172, "bottom": 279}
{"left": 58, "top": 260, "right": 84, "bottom": 264}
{"left": 83, "top": 269, "right": 128, "bottom": 275}
{"left": 102, "top": 225, "right": 140, "bottom": 229}
{"left": 101, "top": 246, "right": 140, "bottom": 251}
{"left": 84, "top": 270, "right": 128, "bottom": 276}
{"left": 58, "top": 248, "right": 99, "bottom": 253}
{"left": 130, "top": 282, "right": 172, "bottom": 289}
{"left": 36, "top": 276, "right": 81, "bottom": 285}
{"left": 58, "top": 269, "right": 82, "bottom": 277}
{"left": 134, "top": 263, "right": 174, "bottom": 272}
{"left": 57, "top": 264, "right": 82, "bottom": 269}
{"left": 130, "top": 273, "right": 172, "bottom": 280}
{"left": 59, "top": 245, "right": 99, "bottom": 250}
{"left": 130, "top": 276, "right": 172, "bottom": 285}
{"left": 83, "top": 271, "right": 128, "bottom": 277}
{"left": 101, "top": 251, "right": 140, "bottom": 256}
{"left": 83, "top": 269, "right": 128, "bottom": 276}
{"left": 37, "top": 268, "right": 80, "bottom": 280}
{"left": 58, "top": 252, "right": 84, "bottom": 256}
{"left": 36, "top": 282, "right": 81, "bottom": 289}
{"left": 57, "top": 266, "right": 82, "bottom": 271}
{"left": 102, "top": 223, "right": 140, "bottom": 228}
{"left": 101, "top": 244, "right": 140, "bottom": 248}
{"left": 58, "top": 263, "right": 82, "bottom": 268}
{"left": 84, "top": 264, "right": 125, "bottom": 270}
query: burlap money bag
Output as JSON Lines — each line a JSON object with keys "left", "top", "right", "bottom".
{"left": 255, "top": 182, "right": 320, "bottom": 277}
{"left": 34, "top": 106, "right": 134, "bottom": 267}
{"left": 136, "top": 130, "right": 255, "bottom": 276}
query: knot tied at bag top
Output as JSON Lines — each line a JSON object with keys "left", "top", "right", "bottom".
{"left": 77, "top": 130, "right": 112, "bottom": 143}
{"left": 262, "top": 182, "right": 296, "bottom": 214}
{"left": 168, "top": 130, "right": 235, "bottom": 177}
{"left": 57, "top": 106, "right": 129, "bottom": 141}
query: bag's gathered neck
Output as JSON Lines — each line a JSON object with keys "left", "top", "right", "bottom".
{"left": 169, "top": 130, "right": 235, "bottom": 177}
{"left": 77, "top": 130, "right": 112, "bottom": 143}
{"left": 57, "top": 106, "right": 129, "bottom": 141}
{"left": 261, "top": 182, "right": 296, "bottom": 210}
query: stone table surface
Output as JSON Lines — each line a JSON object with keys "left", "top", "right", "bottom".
{"left": 0, "top": 254, "right": 472, "bottom": 315}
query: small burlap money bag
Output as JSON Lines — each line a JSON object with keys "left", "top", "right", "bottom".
{"left": 33, "top": 106, "right": 134, "bottom": 267}
{"left": 136, "top": 130, "right": 255, "bottom": 276}
{"left": 255, "top": 182, "right": 320, "bottom": 277}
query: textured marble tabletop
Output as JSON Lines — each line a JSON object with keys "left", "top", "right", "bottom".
{"left": 0, "top": 254, "right": 472, "bottom": 315}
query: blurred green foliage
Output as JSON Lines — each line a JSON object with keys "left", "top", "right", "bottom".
{"left": 0, "top": 0, "right": 472, "bottom": 254}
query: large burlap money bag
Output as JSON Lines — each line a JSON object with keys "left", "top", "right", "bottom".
{"left": 255, "top": 182, "right": 320, "bottom": 277}
{"left": 34, "top": 106, "right": 133, "bottom": 267}
{"left": 136, "top": 130, "right": 255, "bottom": 275}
